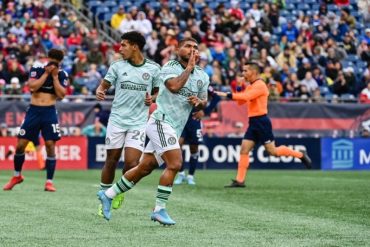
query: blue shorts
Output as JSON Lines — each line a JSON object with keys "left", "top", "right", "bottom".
{"left": 244, "top": 115, "right": 274, "bottom": 144}
{"left": 181, "top": 117, "right": 203, "bottom": 145}
{"left": 18, "top": 105, "right": 61, "bottom": 142}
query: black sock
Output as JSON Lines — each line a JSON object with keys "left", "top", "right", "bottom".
{"left": 46, "top": 157, "right": 56, "bottom": 180}
{"left": 14, "top": 153, "right": 25, "bottom": 173}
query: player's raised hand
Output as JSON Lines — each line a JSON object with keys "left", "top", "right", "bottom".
{"left": 44, "top": 64, "right": 57, "bottom": 74}
{"left": 51, "top": 67, "right": 59, "bottom": 78}
{"left": 188, "top": 95, "right": 200, "bottom": 106}
{"left": 186, "top": 49, "right": 199, "bottom": 71}
{"left": 96, "top": 86, "right": 106, "bottom": 101}
{"left": 144, "top": 92, "right": 152, "bottom": 106}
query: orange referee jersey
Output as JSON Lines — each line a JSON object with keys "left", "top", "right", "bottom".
{"left": 231, "top": 79, "right": 269, "bottom": 117}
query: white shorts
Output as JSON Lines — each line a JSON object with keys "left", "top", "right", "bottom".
{"left": 144, "top": 117, "right": 180, "bottom": 165}
{"left": 105, "top": 123, "right": 145, "bottom": 151}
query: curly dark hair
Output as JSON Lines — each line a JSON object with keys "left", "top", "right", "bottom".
{"left": 121, "top": 31, "right": 146, "bottom": 51}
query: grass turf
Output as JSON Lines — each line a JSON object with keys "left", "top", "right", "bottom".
{"left": 0, "top": 170, "right": 369, "bottom": 247}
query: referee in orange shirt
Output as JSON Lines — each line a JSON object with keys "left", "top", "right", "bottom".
{"left": 215, "top": 62, "right": 312, "bottom": 188}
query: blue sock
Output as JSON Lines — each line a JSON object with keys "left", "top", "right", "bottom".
{"left": 14, "top": 153, "right": 25, "bottom": 174}
{"left": 188, "top": 153, "right": 199, "bottom": 176}
{"left": 46, "top": 157, "right": 56, "bottom": 180}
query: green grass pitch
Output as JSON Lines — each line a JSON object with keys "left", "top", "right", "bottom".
{"left": 1, "top": 170, "right": 369, "bottom": 247}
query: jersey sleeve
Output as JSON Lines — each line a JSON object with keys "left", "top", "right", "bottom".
{"left": 232, "top": 81, "right": 267, "bottom": 102}
{"left": 104, "top": 63, "right": 117, "bottom": 86}
{"left": 160, "top": 63, "right": 179, "bottom": 84}
{"left": 197, "top": 73, "right": 210, "bottom": 101}
{"left": 152, "top": 66, "right": 161, "bottom": 89}
{"left": 29, "top": 66, "right": 41, "bottom": 80}
{"left": 59, "top": 70, "right": 69, "bottom": 88}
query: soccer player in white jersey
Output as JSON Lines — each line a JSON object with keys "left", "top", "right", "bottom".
{"left": 95, "top": 31, "right": 161, "bottom": 215}
{"left": 97, "top": 37, "right": 210, "bottom": 224}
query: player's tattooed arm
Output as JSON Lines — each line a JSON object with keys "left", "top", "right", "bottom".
{"left": 165, "top": 50, "right": 198, "bottom": 93}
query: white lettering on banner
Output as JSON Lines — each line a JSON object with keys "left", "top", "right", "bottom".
{"left": 182, "top": 144, "right": 209, "bottom": 163}
{"left": 213, "top": 145, "right": 227, "bottom": 163}
{"left": 359, "top": 150, "right": 370, "bottom": 165}
{"left": 198, "top": 145, "right": 209, "bottom": 163}
{"left": 257, "top": 145, "right": 307, "bottom": 163}
{"left": 96, "top": 144, "right": 106, "bottom": 162}
{"left": 56, "top": 145, "right": 81, "bottom": 160}
{"left": 182, "top": 145, "right": 190, "bottom": 162}
{"left": 228, "top": 145, "right": 240, "bottom": 163}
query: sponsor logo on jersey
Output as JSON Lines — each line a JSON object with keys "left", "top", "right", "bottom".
{"left": 120, "top": 81, "right": 147, "bottom": 91}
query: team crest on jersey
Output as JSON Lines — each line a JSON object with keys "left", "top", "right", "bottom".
{"left": 142, "top": 73, "right": 150, "bottom": 80}
{"left": 168, "top": 136, "right": 176, "bottom": 145}
{"left": 197, "top": 80, "right": 203, "bottom": 88}
{"left": 105, "top": 137, "right": 110, "bottom": 145}
{"left": 30, "top": 71, "right": 37, "bottom": 78}
{"left": 19, "top": 129, "right": 26, "bottom": 136}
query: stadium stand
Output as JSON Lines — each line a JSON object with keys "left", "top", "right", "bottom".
{"left": 1, "top": 0, "right": 370, "bottom": 137}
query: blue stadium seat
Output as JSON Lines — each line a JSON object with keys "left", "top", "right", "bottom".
{"left": 297, "top": 3, "right": 310, "bottom": 11}
{"left": 311, "top": 4, "right": 320, "bottom": 11}
{"left": 346, "top": 54, "right": 357, "bottom": 62}
{"left": 103, "top": 1, "right": 116, "bottom": 8}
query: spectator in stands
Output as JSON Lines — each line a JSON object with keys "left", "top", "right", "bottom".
{"left": 359, "top": 81, "right": 370, "bottom": 103}
{"left": 87, "top": 45, "right": 104, "bottom": 66}
{"left": 84, "top": 64, "right": 102, "bottom": 94}
{"left": 276, "top": 47, "right": 296, "bottom": 69}
{"left": 49, "top": 0, "right": 62, "bottom": 18}
{"left": 340, "top": 8, "right": 356, "bottom": 28}
{"left": 230, "top": 73, "right": 246, "bottom": 93}
{"left": 82, "top": 120, "right": 106, "bottom": 137}
{"left": 312, "top": 88, "right": 325, "bottom": 103}
{"left": 5, "top": 77, "right": 22, "bottom": 95}
{"left": 332, "top": 71, "right": 351, "bottom": 96}
{"left": 300, "top": 71, "right": 319, "bottom": 93}
{"left": 118, "top": 13, "right": 138, "bottom": 34}
{"left": 110, "top": 5, "right": 126, "bottom": 30}
{"left": 268, "top": 80, "right": 281, "bottom": 101}
{"left": 136, "top": 11, "right": 152, "bottom": 37}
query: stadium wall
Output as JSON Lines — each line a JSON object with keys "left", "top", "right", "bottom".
{"left": 1, "top": 137, "right": 369, "bottom": 170}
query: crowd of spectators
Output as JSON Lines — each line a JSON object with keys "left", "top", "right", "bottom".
{"left": 106, "top": 0, "right": 370, "bottom": 103}
{"left": 1, "top": 0, "right": 370, "bottom": 104}
{"left": 0, "top": 0, "right": 116, "bottom": 99}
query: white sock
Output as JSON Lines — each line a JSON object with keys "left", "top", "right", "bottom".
{"left": 47, "top": 179, "right": 53, "bottom": 183}
{"left": 178, "top": 171, "right": 185, "bottom": 177}
{"left": 187, "top": 175, "right": 194, "bottom": 180}
{"left": 105, "top": 187, "right": 117, "bottom": 199}
{"left": 14, "top": 171, "right": 20, "bottom": 177}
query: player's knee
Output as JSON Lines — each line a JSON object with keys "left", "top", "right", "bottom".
{"left": 166, "top": 160, "right": 183, "bottom": 172}
{"left": 138, "top": 162, "right": 155, "bottom": 176}
{"left": 124, "top": 160, "right": 139, "bottom": 170}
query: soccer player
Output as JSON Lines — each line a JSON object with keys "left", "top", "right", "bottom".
{"left": 96, "top": 31, "right": 160, "bottom": 214}
{"left": 3, "top": 49, "right": 68, "bottom": 192}
{"left": 174, "top": 86, "right": 221, "bottom": 185}
{"left": 215, "top": 62, "right": 312, "bottom": 188}
{"left": 97, "top": 37, "right": 210, "bottom": 224}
